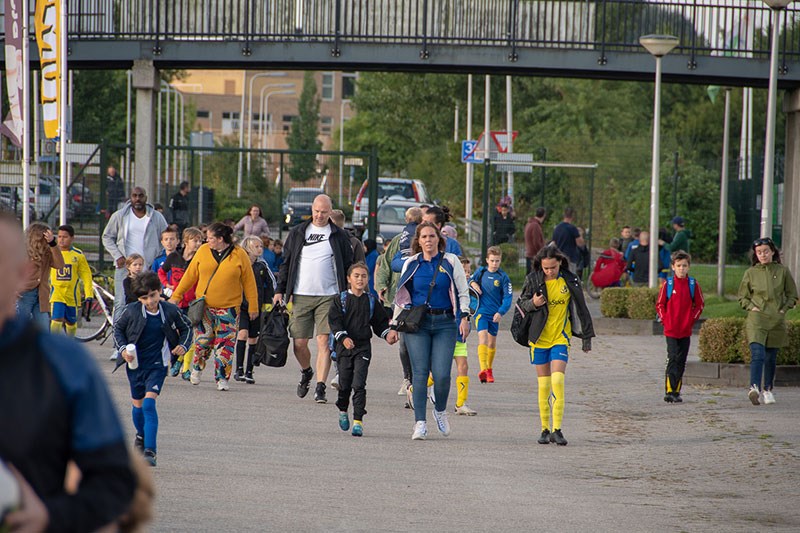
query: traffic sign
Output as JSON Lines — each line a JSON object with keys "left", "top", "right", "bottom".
{"left": 461, "top": 140, "right": 483, "bottom": 163}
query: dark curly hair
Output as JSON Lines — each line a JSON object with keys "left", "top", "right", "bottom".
{"left": 207, "top": 221, "right": 234, "bottom": 244}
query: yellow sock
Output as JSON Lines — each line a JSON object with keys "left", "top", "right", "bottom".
{"left": 487, "top": 347, "right": 496, "bottom": 369}
{"left": 537, "top": 376, "right": 552, "bottom": 431}
{"left": 354, "top": 420, "right": 362, "bottom": 425}
{"left": 478, "top": 344, "right": 488, "bottom": 371}
{"left": 427, "top": 374, "right": 434, "bottom": 388}
{"left": 182, "top": 345, "right": 195, "bottom": 373}
{"left": 65, "top": 323, "right": 77, "bottom": 337}
{"left": 456, "top": 376, "right": 469, "bottom": 407}
{"left": 50, "top": 321, "right": 63, "bottom": 334}
{"left": 665, "top": 376, "right": 673, "bottom": 394}
{"left": 552, "top": 372, "right": 565, "bottom": 430}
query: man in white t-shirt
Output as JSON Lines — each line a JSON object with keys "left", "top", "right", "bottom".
{"left": 274, "top": 194, "right": 353, "bottom": 403}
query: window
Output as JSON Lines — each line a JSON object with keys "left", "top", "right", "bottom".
{"left": 321, "top": 72, "right": 335, "bottom": 101}
{"left": 342, "top": 72, "right": 357, "bottom": 99}
{"left": 320, "top": 116, "right": 333, "bottom": 135}
{"left": 221, "top": 112, "right": 240, "bottom": 135}
{"left": 282, "top": 115, "right": 296, "bottom": 123}
{"left": 197, "top": 110, "right": 210, "bottom": 118}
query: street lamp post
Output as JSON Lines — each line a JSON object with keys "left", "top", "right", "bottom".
{"left": 760, "top": 0, "right": 793, "bottom": 238}
{"left": 254, "top": 84, "right": 295, "bottom": 148}
{"left": 640, "top": 34, "right": 679, "bottom": 289}
{"left": 338, "top": 99, "right": 350, "bottom": 206}
{"left": 258, "top": 89, "right": 295, "bottom": 150}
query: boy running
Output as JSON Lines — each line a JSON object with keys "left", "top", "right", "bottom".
{"left": 469, "top": 246, "right": 513, "bottom": 383}
{"left": 655, "top": 251, "right": 704, "bottom": 403}
{"left": 49, "top": 225, "right": 93, "bottom": 336}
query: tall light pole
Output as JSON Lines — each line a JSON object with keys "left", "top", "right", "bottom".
{"left": 338, "top": 99, "right": 350, "bottom": 206}
{"left": 259, "top": 89, "right": 295, "bottom": 149}
{"left": 760, "top": 0, "right": 792, "bottom": 238}
{"left": 640, "top": 34, "right": 679, "bottom": 289}
{"left": 718, "top": 87, "right": 732, "bottom": 297}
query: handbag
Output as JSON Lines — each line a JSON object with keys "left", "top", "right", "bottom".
{"left": 395, "top": 253, "right": 444, "bottom": 333}
{"left": 187, "top": 247, "right": 231, "bottom": 327}
{"left": 254, "top": 304, "right": 290, "bottom": 367}
{"left": 510, "top": 297, "right": 533, "bottom": 347}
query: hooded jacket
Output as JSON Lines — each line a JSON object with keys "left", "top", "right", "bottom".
{"left": 101, "top": 201, "right": 168, "bottom": 268}
{"left": 394, "top": 252, "right": 470, "bottom": 319}
{"left": 738, "top": 261, "right": 798, "bottom": 347}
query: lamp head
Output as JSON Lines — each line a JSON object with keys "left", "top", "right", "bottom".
{"left": 639, "top": 35, "right": 680, "bottom": 57}
{"left": 762, "top": 0, "right": 792, "bottom": 9}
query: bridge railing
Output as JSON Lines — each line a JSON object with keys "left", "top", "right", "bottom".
{"left": 3, "top": 1, "right": 799, "bottom": 61}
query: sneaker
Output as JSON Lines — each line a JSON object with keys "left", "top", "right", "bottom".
{"left": 134, "top": 434, "right": 144, "bottom": 454}
{"left": 143, "top": 449, "right": 157, "bottom": 467}
{"left": 748, "top": 385, "right": 761, "bottom": 405}
{"left": 537, "top": 429, "right": 551, "bottom": 445}
{"left": 351, "top": 421, "right": 363, "bottom": 437}
{"left": 664, "top": 393, "right": 675, "bottom": 403}
{"left": 181, "top": 370, "right": 191, "bottom": 381}
{"left": 109, "top": 351, "right": 119, "bottom": 361}
{"left": 398, "top": 378, "right": 411, "bottom": 396}
{"left": 331, "top": 373, "right": 340, "bottom": 391}
{"left": 454, "top": 404, "right": 477, "bottom": 416}
{"left": 190, "top": 369, "right": 201, "bottom": 385}
{"left": 411, "top": 421, "right": 427, "bottom": 440}
{"left": 170, "top": 360, "right": 182, "bottom": 377}
{"left": 297, "top": 369, "right": 314, "bottom": 398}
{"left": 486, "top": 369, "right": 495, "bottom": 383}
{"left": 314, "top": 382, "right": 327, "bottom": 404}
{"left": 339, "top": 411, "right": 350, "bottom": 431}
{"left": 432, "top": 409, "right": 451, "bottom": 437}
{"left": 406, "top": 384, "right": 414, "bottom": 410}
{"left": 762, "top": 390, "right": 776, "bottom": 405}
{"left": 550, "top": 429, "right": 568, "bottom": 446}
{"left": 217, "top": 378, "right": 230, "bottom": 391}
{"left": 233, "top": 370, "right": 245, "bottom": 382}
{"left": 478, "top": 370, "right": 488, "bottom": 383}
{"left": 244, "top": 372, "right": 255, "bottom": 385}
{"left": 427, "top": 384, "right": 436, "bottom": 405}
{"left": 672, "top": 393, "right": 683, "bottom": 403}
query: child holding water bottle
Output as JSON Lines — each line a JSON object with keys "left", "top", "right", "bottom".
{"left": 114, "top": 272, "right": 192, "bottom": 466}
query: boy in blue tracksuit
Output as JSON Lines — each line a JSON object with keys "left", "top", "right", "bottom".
{"left": 114, "top": 271, "right": 192, "bottom": 467}
{"left": 469, "top": 246, "right": 513, "bottom": 383}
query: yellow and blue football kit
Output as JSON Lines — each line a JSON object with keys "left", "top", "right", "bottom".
{"left": 49, "top": 247, "right": 93, "bottom": 334}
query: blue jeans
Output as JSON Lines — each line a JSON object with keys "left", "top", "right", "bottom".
{"left": 749, "top": 343, "right": 778, "bottom": 391}
{"left": 403, "top": 313, "right": 457, "bottom": 421}
{"left": 113, "top": 266, "right": 128, "bottom": 323}
{"left": 16, "top": 288, "right": 50, "bottom": 329}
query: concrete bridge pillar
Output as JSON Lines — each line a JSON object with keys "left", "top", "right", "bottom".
{"left": 132, "top": 60, "right": 159, "bottom": 197}
{"left": 782, "top": 89, "right": 800, "bottom": 279}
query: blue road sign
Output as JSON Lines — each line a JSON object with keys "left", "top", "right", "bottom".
{"left": 461, "top": 140, "right": 483, "bottom": 164}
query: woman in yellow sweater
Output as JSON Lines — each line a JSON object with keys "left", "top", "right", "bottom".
{"left": 170, "top": 223, "right": 258, "bottom": 391}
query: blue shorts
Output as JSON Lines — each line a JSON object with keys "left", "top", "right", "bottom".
{"left": 474, "top": 313, "right": 499, "bottom": 336}
{"left": 531, "top": 344, "right": 569, "bottom": 365}
{"left": 51, "top": 302, "right": 77, "bottom": 324}
{"left": 127, "top": 365, "right": 168, "bottom": 400}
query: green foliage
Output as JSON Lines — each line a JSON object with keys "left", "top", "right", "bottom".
{"left": 698, "top": 318, "right": 747, "bottom": 363}
{"left": 600, "top": 288, "right": 631, "bottom": 318}
{"left": 72, "top": 71, "right": 129, "bottom": 145}
{"left": 627, "top": 288, "right": 659, "bottom": 320}
{"left": 287, "top": 72, "right": 322, "bottom": 182}
{"left": 497, "top": 243, "right": 519, "bottom": 266}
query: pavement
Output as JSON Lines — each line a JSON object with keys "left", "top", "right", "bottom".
{"left": 85, "top": 299, "right": 800, "bottom": 532}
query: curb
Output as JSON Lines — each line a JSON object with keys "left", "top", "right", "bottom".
{"left": 593, "top": 317, "right": 706, "bottom": 336}
{"left": 685, "top": 361, "right": 800, "bottom": 388}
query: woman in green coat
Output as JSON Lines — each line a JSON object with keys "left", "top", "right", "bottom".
{"left": 738, "top": 238, "right": 798, "bottom": 405}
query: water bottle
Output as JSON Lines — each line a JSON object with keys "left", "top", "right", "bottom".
{"left": 126, "top": 344, "right": 139, "bottom": 370}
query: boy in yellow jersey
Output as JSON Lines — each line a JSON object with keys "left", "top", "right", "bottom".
{"left": 519, "top": 244, "right": 594, "bottom": 446}
{"left": 49, "top": 225, "right": 93, "bottom": 336}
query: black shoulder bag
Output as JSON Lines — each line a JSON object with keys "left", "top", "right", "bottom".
{"left": 395, "top": 253, "right": 444, "bottom": 333}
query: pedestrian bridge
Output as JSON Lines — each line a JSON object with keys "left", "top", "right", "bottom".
{"left": 3, "top": 0, "right": 800, "bottom": 87}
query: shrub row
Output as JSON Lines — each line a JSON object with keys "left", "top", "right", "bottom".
{"left": 599, "top": 287, "right": 659, "bottom": 320}
{"left": 698, "top": 319, "right": 800, "bottom": 365}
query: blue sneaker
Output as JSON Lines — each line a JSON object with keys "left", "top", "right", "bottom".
{"left": 181, "top": 370, "right": 191, "bottom": 382}
{"left": 170, "top": 360, "right": 182, "bottom": 377}
{"left": 351, "top": 421, "right": 363, "bottom": 437}
{"left": 143, "top": 449, "right": 157, "bottom": 467}
{"left": 339, "top": 411, "right": 350, "bottom": 431}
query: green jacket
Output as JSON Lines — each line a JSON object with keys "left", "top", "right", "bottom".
{"left": 738, "top": 262, "right": 798, "bottom": 347}
{"left": 375, "top": 234, "right": 402, "bottom": 307}
{"left": 665, "top": 229, "right": 690, "bottom": 253}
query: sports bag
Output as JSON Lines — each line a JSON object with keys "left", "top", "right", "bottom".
{"left": 254, "top": 305, "right": 290, "bottom": 367}
{"left": 510, "top": 298, "right": 533, "bottom": 347}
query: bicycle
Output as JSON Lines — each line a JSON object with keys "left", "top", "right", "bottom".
{"left": 74, "top": 271, "right": 116, "bottom": 343}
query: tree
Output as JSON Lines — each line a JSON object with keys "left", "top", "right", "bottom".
{"left": 287, "top": 72, "right": 322, "bottom": 182}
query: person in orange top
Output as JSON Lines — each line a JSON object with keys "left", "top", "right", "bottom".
{"left": 17, "top": 222, "right": 65, "bottom": 328}
{"left": 169, "top": 222, "right": 258, "bottom": 391}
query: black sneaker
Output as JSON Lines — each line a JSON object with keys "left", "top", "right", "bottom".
{"left": 134, "top": 434, "right": 144, "bottom": 454}
{"left": 143, "top": 449, "right": 157, "bottom": 467}
{"left": 537, "top": 429, "right": 551, "bottom": 445}
{"left": 550, "top": 429, "right": 568, "bottom": 446}
{"left": 233, "top": 369, "right": 245, "bottom": 382}
{"left": 664, "top": 393, "right": 675, "bottom": 403}
{"left": 314, "top": 382, "right": 327, "bottom": 404}
{"left": 297, "top": 368, "right": 313, "bottom": 398}
{"left": 244, "top": 372, "right": 255, "bottom": 385}
{"left": 672, "top": 393, "right": 683, "bottom": 403}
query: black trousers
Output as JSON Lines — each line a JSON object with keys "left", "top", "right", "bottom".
{"left": 665, "top": 336, "right": 690, "bottom": 394}
{"left": 336, "top": 344, "right": 372, "bottom": 420}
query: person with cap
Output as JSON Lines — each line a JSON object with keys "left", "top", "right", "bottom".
{"left": 660, "top": 216, "right": 690, "bottom": 253}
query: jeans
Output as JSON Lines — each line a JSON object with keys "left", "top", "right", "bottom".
{"left": 113, "top": 266, "right": 128, "bottom": 323}
{"left": 749, "top": 342, "right": 778, "bottom": 391}
{"left": 403, "top": 313, "right": 457, "bottom": 421}
{"left": 16, "top": 288, "right": 50, "bottom": 329}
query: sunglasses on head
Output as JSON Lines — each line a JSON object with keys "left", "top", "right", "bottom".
{"left": 753, "top": 237, "right": 774, "bottom": 248}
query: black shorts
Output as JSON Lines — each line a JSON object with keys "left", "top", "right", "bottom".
{"left": 127, "top": 365, "right": 168, "bottom": 400}
{"left": 239, "top": 310, "right": 262, "bottom": 338}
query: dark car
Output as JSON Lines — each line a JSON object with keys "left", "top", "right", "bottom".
{"left": 283, "top": 187, "right": 322, "bottom": 229}
{"left": 69, "top": 183, "right": 96, "bottom": 219}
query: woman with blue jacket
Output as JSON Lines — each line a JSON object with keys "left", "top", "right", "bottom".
{"left": 394, "top": 222, "right": 471, "bottom": 440}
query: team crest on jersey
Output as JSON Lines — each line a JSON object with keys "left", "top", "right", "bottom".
{"left": 560, "top": 284, "right": 568, "bottom": 294}
{"left": 56, "top": 264, "right": 73, "bottom": 281}
{"left": 493, "top": 279, "right": 500, "bottom": 287}
{"left": 439, "top": 266, "right": 446, "bottom": 273}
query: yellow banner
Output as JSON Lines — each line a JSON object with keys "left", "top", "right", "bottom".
{"left": 34, "top": 0, "right": 61, "bottom": 140}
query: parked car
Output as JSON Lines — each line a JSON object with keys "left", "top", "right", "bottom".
{"left": 283, "top": 187, "right": 323, "bottom": 229}
{"left": 0, "top": 177, "right": 74, "bottom": 222}
{"left": 352, "top": 178, "right": 430, "bottom": 233}
{"left": 0, "top": 187, "right": 35, "bottom": 221}
{"left": 69, "top": 182, "right": 96, "bottom": 219}
{"left": 360, "top": 198, "right": 423, "bottom": 243}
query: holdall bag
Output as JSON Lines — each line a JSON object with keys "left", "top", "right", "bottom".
{"left": 187, "top": 247, "right": 232, "bottom": 327}
{"left": 254, "top": 305, "right": 290, "bottom": 367}
{"left": 510, "top": 298, "right": 533, "bottom": 347}
{"left": 395, "top": 253, "right": 444, "bottom": 333}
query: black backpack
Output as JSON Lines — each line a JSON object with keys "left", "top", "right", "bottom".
{"left": 254, "top": 305, "right": 290, "bottom": 367}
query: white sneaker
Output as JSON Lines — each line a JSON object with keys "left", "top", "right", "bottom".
{"left": 190, "top": 369, "right": 201, "bottom": 385}
{"left": 455, "top": 404, "right": 477, "bottom": 416}
{"left": 762, "top": 390, "right": 776, "bottom": 405}
{"left": 398, "top": 378, "right": 411, "bottom": 395}
{"left": 748, "top": 385, "right": 760, "bottom": 405}
{"left": 427, "top": 384, "right": 436, "bottom": 405}
{"left": 411, "top": 421, "right": 427, "bottom": 440}
{"left": 406, "top": 385, "right": 414, "bottom": 410}
{"left": 109, "top": 351, "right": 119, "bottom": 361}
{"left": 432, "top": 409, "right": 451, "bottom": 437}
{"left": 331, "top": 373, "right": 340, "bottom": 391}
{"left": 217, "top": 378, "right": 230, "bottom": 391}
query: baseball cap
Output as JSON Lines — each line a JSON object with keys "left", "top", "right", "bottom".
{"left": 671, "top": 216, "right": 685, "bottom": 226}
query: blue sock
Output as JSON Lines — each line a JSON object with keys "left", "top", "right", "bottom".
{"left": 132, "top": 405, "right": 144, "bottom": 437}
{"left": 142, "top": 398, "right": 159, "bottom": 453}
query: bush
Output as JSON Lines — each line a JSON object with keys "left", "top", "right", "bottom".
{"left": 600, "top": 288, "right": 631, "bottom": 318}
{"left": 698, "top": 318, "right": 800, "bottom": 365}
{"left": 497, "top": 243, "right": 519, "bottom": 266}
{"left": 627, "top": 288, "right": 659, "bottom": 320}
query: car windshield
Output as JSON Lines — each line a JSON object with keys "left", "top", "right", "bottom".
{"left": 378, "top": 183, "right": 414, "bottom": 199}
{"left": 377, "top": 205, "right": 407, "bottom": 225}
{"left": 287, "top": 190, "right": 319, "bottom": 203}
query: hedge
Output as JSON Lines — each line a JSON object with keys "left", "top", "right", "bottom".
{"left": 627, "top": 288, "right": 659, "bottom": 320}
{"left": 698, "top": 318, "right": 800, "bottom": 365}
{"left": 599, "top": 288, "right": 632, "bottom": 318}
{"left": 599, "top": 287, "right": 657, "bottom": 319}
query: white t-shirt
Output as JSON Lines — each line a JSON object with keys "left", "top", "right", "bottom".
{"left": 294, "top": 224, "right": 338, "bottom": 296}
{"left": 125, "top": 211, "right": 150, "bottom": 260}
